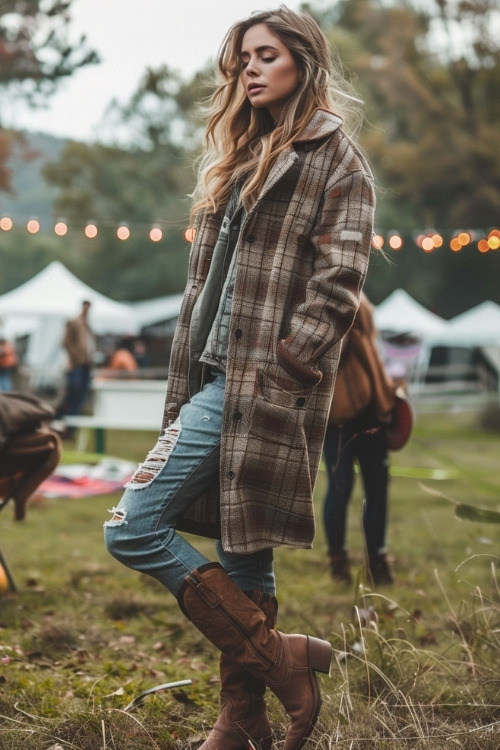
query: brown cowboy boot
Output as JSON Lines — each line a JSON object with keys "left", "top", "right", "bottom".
{"left": 198, "top": 590, "right": 278, "bottom": 750}
{"left": 178, "top": 563, "right": 332, "bottom": 750}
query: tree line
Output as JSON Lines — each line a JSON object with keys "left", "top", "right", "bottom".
{"left": 0, "top": 0, "right": 499, "bottom": 317}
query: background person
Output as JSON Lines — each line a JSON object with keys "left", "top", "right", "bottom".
{"left": 132, "top": 338, "right": 151, "bottom": 368}
{"left": 104, "top": 7, "right": 375, "bottom": 750}
{"left": 0, "top": 336, "right": 18, "bottom": 392}
{"left": 323, "top": 293, "right": 400, "bottom": 586}
{"left": 106, "top": 337, "right": 138, "bottom": 375}
{"left": 57, "top": 300, "right": 95, "bottom": 420}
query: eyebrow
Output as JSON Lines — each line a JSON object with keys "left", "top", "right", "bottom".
{"left": 240, "top": 45, "right": 280, "bottom": 58}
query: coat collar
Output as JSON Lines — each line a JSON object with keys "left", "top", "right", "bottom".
{"left": 293, "top": 108, "right": 343, "bottom": 144}
{"left": 251, "top": 110, "right": 343, "bottom": 209}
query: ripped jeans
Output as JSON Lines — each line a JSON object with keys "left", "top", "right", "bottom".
{"left": 104, "top": 372, "right": 275, "bottom": 597}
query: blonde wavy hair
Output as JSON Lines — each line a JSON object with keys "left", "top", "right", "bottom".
{"left": 190, "top": 5, "right": 363, "bottom": 221}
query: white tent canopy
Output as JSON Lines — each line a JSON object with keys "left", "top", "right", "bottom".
{"left": 373, "top": 288, "right": 448, "bottom": 338}
{"left": 0, "top": 261, "right": 139, "bottom": 375}
{"left": 429, "top": 301, "right": 500, "bottom": 348}
{"left": 0, "top": 261, "right": 138, "bottom": 335}
{"left": 129, "top": 294, "right": 183, "bottom": 329}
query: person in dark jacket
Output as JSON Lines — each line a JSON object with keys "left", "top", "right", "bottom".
{"left": 104, "top": 8, "right": 376, "bottom": 749}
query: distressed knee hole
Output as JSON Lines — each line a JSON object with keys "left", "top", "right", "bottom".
{"left": 126, "top": 417, "right": 181, "bottom": 489}
{"left": 104, "top": 507, "right": 128, "bottom": 526}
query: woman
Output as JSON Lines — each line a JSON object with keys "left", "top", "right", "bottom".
{"left": 324, "top": 294, "right": 397, "bottom": 587}
{"left": 104, "top": 7, "right": 375, "bottom": 750}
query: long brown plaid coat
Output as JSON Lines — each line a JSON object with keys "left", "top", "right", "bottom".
{"left": 162, "top": 109, "right": 375, "bottom": 553}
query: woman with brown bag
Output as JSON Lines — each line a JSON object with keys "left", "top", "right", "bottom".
{"left": 324, "top": 293, "right": 401, "bottom": 586}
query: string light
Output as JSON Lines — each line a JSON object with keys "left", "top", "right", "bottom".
{"left": 116, "top": 224, "right": 130, "bottom": 241}
{"left": 488, "top": 229, "right": 500, "bottom": 250}
{"left": 0, "top": 216, "right": 498, "bottom": 253}
{"left": 457, "top": 231, "right": 472, "bottom": 246}
{"left": 54, "top": 219, "right": 68, "bottom": 236}
{"left": 27, "top": 218, "right": 40, "bottom": 234}
{"left": 421, "top": 236, "right": 435, "bottom": 253}
{"left": 149, "top": 225, "right": 163, "bottom": 242}
{"left": 0, "top": 217, "right": 13, "bottom": 231}
{"left": 85, "top": 222, "right": 98, "bottom": 239}
{"left": 388, "top": 232, "right": 403, "bottom": 250}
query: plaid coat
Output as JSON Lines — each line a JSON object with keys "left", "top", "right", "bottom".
{"left": 162, "top": 109, "right": 375, "bottom": 553}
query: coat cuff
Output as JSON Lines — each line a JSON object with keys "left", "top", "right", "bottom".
{"left": 277, "top": 339, "right": 322, "bottom": 386}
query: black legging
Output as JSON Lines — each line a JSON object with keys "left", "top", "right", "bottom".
{"left": 322, "top": 419, "right": 390, "bottom": 556}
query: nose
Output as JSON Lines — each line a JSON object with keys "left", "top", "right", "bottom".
{"left": 244, "top": 56, "right": 260, "bottom": 76}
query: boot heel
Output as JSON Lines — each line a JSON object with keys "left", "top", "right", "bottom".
{"left": 307, "top": 636, "right": 332, "bottom": 675}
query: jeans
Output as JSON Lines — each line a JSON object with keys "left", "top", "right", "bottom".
{"left": 104, "top": 372, "right": 275, "bottom": 597}
{"left": 323, "top": 420, "right": 389, "bottom": 556}
{"left": 59, "top": 364, "right": 91, "bottom": 417}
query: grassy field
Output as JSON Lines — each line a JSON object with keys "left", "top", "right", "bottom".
{"left": 1, "top": 406, "right": 500, "bottom": 748}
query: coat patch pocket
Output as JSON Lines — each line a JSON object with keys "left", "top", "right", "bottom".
{"left": 250, "top": 370, "right": 311, "bottom": 447}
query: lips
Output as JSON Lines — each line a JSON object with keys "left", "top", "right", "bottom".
{"left": 248, "top": 83, "right": 265, "bottom": 94}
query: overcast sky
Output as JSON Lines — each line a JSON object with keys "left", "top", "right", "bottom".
{"left": 7, "top": 0, "right": 304, "bottom": 142}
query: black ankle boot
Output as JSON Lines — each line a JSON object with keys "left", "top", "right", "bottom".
{"left": 328, "top": 551, "right": 351, "bottom": 584}
{"left": 367, "top": 552, "right": 393, "bottom": 586}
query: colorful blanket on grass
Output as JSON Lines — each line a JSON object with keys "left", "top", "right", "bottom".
{"left": 37, "top": 458, "right": 136, "bottom": 498}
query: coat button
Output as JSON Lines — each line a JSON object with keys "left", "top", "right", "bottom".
{"left": 246, "top": 234, "right": 255, "bottom": 243}
{"left": 296, "top": 397, "right": 306, "bottom": 407}
{"left": 235, "top": 329, "right": 243, "bottom": 339}
{"left": 233, "top": 411, "right": 242, "bottom": 421}
{"left": 227, "top": 471, "right": 235, "bottom": 480}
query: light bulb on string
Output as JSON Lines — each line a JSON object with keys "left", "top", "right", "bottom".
{"left": 85, "top": 222, "right": 98, "bottom": 239}
{"left": 149, "top": 225, "right": 163, "bottom": 242}
{"left": 27, "top": 218, "right": 40, "bottom": 234}
{"left": 421, "top": 236, "right": 434, "bottom": 252}
{"left": 488, "top": 229, "right": 500, "bottom": 250}
{"left": 54, "top": 219, "right": 68, "bottom": 237}
{"left": 388, "top": 231, "right": 403, "bottom": 250}
{"left": 117, "top": 224, "right": 130, "bottom": 241}
{"left": 0, "top": 216, "right": 13, "bottom": 231}
{"left": 185, "top": 227, "right": 196, "bottom": 242}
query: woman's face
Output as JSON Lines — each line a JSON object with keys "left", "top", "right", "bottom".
{"left": 240, "top": 23, "right": 302, "bottom": 121}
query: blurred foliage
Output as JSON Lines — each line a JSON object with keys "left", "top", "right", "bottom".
{"left": 0, "top": 1, "right": 98, "bottom": 193}
{"left": 306, "top": 0, "right": 500, "bottom": 311}
{"left": 0, "top": 0, "right": 98, "bottom": 95}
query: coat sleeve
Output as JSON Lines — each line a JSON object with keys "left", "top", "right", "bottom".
{"left": 277, "top": 163, "right": 375, "bottom": 384}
